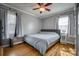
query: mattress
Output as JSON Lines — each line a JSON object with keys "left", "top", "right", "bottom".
{"left": 24, "top": 32, "right": 60, "bottom": 55}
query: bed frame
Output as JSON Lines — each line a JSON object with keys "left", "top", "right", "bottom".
{"left": 41, "top": 29, "right": 61, "bottom": 41}
{"left": 41, "top": 29, "right": 61, "bottom": 36}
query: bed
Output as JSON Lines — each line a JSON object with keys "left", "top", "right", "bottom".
{"left": 24, "top": 29, "right": 61, "bottom": 55}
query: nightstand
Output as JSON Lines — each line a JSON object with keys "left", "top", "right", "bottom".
{"left": 14, "top": 36, "right": 24, "bottom": 45}
{"left": 60, "top": 33, "right": 67, "bottom": 44}
{"left": 9, "top": 36, "right": 24, "bottom": 47}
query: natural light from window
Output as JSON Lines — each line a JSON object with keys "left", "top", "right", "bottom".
{"left": 58, "top": 16, "right": 68, "bottom": 34}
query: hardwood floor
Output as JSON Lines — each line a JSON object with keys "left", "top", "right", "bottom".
{"left": 0, "top": 47, "right": 3, "bottom": 56}
{"left": 3, "top": 42, "right": 75, "bottom": 56}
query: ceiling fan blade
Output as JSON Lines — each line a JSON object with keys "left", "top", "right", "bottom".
{"left": 37, "top": 3, "right": 44, "bottom": 6}
{"left": 45, "top": 8, "right": 50, "bottom": 11}
{"left": 37, "top": 3, "right": 41, "bottom": 6}
{"left": 33, "top": 8, "right": 39, "bottom": 10}
{"left": 45, "top": 3, "right": 52, "bottom": 6}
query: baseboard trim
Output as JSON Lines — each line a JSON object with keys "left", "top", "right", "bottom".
{"left": 2, "top": 41, "right": 23, "bottom": 48}
{"left": 60, "top": 41, "right": 75, "bottom": 45}
{"left": 66, "top": 41, "right": 75, "bottom": 45}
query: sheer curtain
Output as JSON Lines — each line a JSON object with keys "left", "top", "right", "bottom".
{"left": 0, "top": 8, "right": 5, "bottom": 46}
{"left": 15, "top": 13, "right": 22, "bottom": 37}
{"left": 55, "top": 17, "right": 59, "bottom": 29}
{"left": 0, "top": 7, "right": 7, "bottom": 40}
{"left": 66, "top": 12, "right": 76, "bottom": 44}
{"left": 0, "top": 4, "right": 22, "bottom": 47}
{"left": 6, "top": 11, "right": 16, "bottom": 39}
{"left": 68, "top": 12, "right": 76, "bottom": 36}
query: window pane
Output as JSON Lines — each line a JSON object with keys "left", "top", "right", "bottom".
{"left": 6, "top": 11, "right": 16, "bottom": 38}
{"left": 58, "top": 16, "right": 68, "bottom": 34}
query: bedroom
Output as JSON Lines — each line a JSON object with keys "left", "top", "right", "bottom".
{"left": 0, "top": 3, "right": 79, "bottom": 56}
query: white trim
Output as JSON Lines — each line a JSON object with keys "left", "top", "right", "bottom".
{"left": 60, "top": 41, "right": 75, "bottom": 45}
{"left": 66, "top": 42, "right": 74, "bottom": 44}
{"left": 1, "top": 3, "right": 38, "bottom": 18}
{"left": 2, "top": 41, "right": 23, "bottom": 48}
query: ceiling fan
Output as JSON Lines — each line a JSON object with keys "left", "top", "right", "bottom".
{"left": 33, "top": 3, "right": 52, "bottom": 13}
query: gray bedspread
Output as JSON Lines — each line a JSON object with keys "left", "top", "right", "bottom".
{"left": 24, "top": 32, "right": 60, "bottom": 55}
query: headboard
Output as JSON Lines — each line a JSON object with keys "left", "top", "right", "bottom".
{"left": 41, "top": 29, "right": 61, "bottom": 36}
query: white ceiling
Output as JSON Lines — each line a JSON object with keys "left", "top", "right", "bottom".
{"left": 5, "top": 3, "right": 74, "bottom": 19}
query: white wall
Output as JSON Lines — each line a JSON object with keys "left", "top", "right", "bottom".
{"left": 42, "top": 16, "right": 58, "bottom": 29}
{"left": 21, "top": 13, "right": 42, "bottom": 35}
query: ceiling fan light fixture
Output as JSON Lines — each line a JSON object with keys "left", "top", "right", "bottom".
{"left": 39, "top": 7, "right": 45, "bottom": 11}
{"left": 33, "top": 3, "right": 52, "bottom": 13}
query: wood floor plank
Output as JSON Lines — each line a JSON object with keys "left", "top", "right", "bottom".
{"left": 0, "top": 47, "right": 3, "bottom": 56}
{"left": 3, "top": 42, "right": 75, "bottom": 56}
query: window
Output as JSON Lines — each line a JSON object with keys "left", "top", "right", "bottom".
{"left": 58, "top": 16, "right": 69, "bottom": 34}
{"left": 6, "top": 11, "right": 16, "bottom": 39}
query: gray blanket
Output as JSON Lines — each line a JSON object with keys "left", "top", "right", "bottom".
{"left": 24, "top": 32, "right": 60, "bottom": 55}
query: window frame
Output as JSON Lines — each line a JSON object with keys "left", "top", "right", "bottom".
{"left": 58, "top": 15, "right": 69, "bottom": 34}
